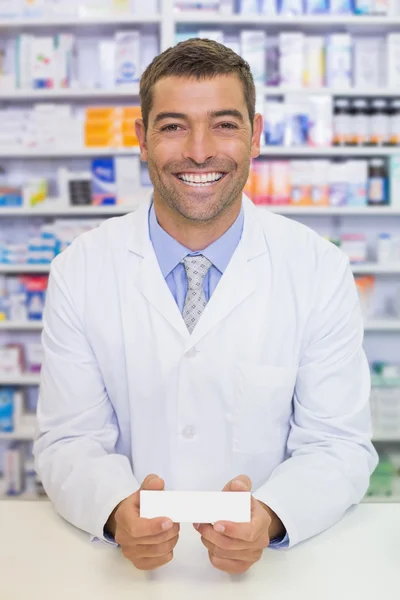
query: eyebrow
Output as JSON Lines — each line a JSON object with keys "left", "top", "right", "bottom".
{"left": 153, "top": 109, "right": 245, "bottom": 125}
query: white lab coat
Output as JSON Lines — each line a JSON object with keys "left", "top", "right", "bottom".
{"left": 33, "top": 195, "right": 378, "bottom": 549}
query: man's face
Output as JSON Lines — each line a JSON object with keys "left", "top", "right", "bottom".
{"left": 135, "top": 75, "right": 262, "bottom": 223}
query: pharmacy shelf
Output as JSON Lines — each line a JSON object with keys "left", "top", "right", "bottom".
{"left": 362, "top": 496, "right": 400, "bottom": 503}
{"left": 266, "top": 206, "right": 400, "bottom": 215}
{"left": 0, "top": 427, "right": 35, "bottom": 441}
{"left": 263, "top": 87, "right": 400, "bottom": 97}
{"left": 175, "top": 14, "right": 400, "bottom": 26}
{"left": 0, "top": 321, "right": 43, "bottom": 331}
{"left": 0, "top": 265, "right": 51, "bottom": 274}
{"left": 0, "top": 15, "right": 162, "bottom": 29}
{"left": 259, "top": 147, "right": 400, "bottom": 157}
{"left": 351, "top": 264, "right": 400, "bottom": 274}
{"left": 364, "top": 320, "right": 400, "bottom": 331}
{"left": 0, "top": 374, "right": 41, "bottom": 386}
{"left": 0, "top": 147, "right": 141, "bottom": 158}
{"left": 0, "top": 86, "right": 140, "bottom": 101}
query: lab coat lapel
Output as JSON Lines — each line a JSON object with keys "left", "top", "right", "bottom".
{"left": 126, "top": 198, "right": 190, "bottom": 339}
{"left": 189, "top": 196, "right": 269, "bottom": 346}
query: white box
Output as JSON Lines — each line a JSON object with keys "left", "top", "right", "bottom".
{"left": 115, "top": 31, "right": 140, "bottom": 85}
{"left": 279, "top": 33, "right": 304, "bottom": 87}
{"left": 304, "top": 36, "right": 324, "bottom": 87}
{"left": 198, "top": 30, "right": 224, "bottom": 44}
{"left": 388, "top": 34, "right": 400, "bottom": 88}
{"left": 326, "top": 34, "right": 352, "bottom": 88}
{"left": 240, "top": 30, "right": 266, "bottom": 84}
{"left": 116, "top": 156, "right": 141, "bottom": 207}
{"left": 140, "top": 491, "right": 251, "bottom": 524}
{"left": 30, "top": 37, "right": 55, "bottom": 89}
{"left": 354, "top": 37, "right": 383, "bottom": 88}
{"left": 99, "top": 40, "right": 116, "bottom": 89}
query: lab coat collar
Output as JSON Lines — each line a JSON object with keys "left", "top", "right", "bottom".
{"left": 126, "top": 194, "right": 269, "bottom": 344}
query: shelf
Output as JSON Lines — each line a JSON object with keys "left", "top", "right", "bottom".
{"left": 0, "top": 321, "right": 43, "bottom": 330}
{"left": 0, "top": 147, "right": 141, "bottom": 158}
{"left": 0, "top": 427, "right": 35, "bottom": 441}
{"left": 0, "top": 15, "right": 161, "bottom": 29}
{"left": 0, "top": 265, "right": 51, "bottom": 274}
{"left": 351, "top": 264, "right": 400, "bottom": 274}
{"left": 259, "top": 147, "right": 400, "bottom": 156}
{"left": 175, "top": 14, "right": 400, "bottom": 26}
{"left": 263, "top": 86, "right": 400, "bottom": 97}
{"left": 0, "top": 86, "right": 140, "bottom": 101}
{"left": 0, "top": 374, "right": 41, "bottom": 386}
{"left": 362, "top": 495, "right": 400, "bottom": 503}
{"left": 364, "top": 320, "right": 400, "bottom": 331}
{"left": 0, "top": 197, "right": 151, "bottom": 217}
{"left": 265, "top": 206, "right": 400, "bottom": 215}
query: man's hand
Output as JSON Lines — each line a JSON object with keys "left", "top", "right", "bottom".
{"left": 194, "top": 475, "right": 285, "bottom": 575}
{"left": 105, "top": 474, "right": 180, "bottom": 571}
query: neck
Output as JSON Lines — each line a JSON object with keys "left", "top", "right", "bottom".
{"left": 152, "top": 194, "right": 242, "bottom": 252}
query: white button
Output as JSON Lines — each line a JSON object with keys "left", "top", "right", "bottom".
{"left": 182, "top": 425, "right": 196, "bottom": 439}
{"left": 186, "top": 347, "right": 198, "bottom": 358}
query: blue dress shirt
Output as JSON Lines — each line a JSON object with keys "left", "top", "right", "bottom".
{"left": 148, "top": 202, "right": 289, "bottom": 550}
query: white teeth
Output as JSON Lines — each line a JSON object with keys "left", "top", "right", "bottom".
{"left": 178, "top": 172, "right": 224, "bottom": 185}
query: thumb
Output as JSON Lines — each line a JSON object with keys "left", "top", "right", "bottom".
{"left": 222, "top": 474, "right": 252, "bottom": 492}
{"left": 140, "top": 474, "right": 165, "bottom": 491}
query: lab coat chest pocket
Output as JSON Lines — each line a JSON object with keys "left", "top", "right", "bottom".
{"left": 233, "top": 364, "right": 297, "bottom": 454}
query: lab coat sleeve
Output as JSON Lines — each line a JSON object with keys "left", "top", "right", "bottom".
{"left": 252, "top": 248, "right": 379, "bottom": 549}
{"left": 33, "top": 256, "right": 140, "bottom": 545}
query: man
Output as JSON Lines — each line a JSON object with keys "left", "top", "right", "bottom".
{"left": 33, "top": 39, "right": 378, "bottom": 575}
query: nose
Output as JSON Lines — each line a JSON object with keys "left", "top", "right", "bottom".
{"left": 182, "top": 126, "right": 217, "bottom": 166}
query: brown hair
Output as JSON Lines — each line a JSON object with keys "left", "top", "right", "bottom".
{"left": 139, "top": 38, "right": 256, "bottom": 132}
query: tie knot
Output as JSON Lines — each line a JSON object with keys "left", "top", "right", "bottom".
{"left": 182, "top": 255, "right": 212, "bottom": 290}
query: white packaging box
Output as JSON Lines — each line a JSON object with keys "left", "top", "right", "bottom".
{"left": 354, "top": 37, "right": 383, "bottom": 88}
{"left": 388, "top": 34, "right": 400, "bottom": 88}
{"left": 4, "top": 445, "right": 25, "bottom": 496}
{"left": 115, "top": 31, "right": 140, "bottom": 85}
{"left": 15, "top": 35, "right": 33, "bottom": 90}
{"left": 99, "top": 39, "right": 116, "bottom": 89}
{"left": 239, "top": 0, "right": 259, "bottom": 13}
{"left": 260, "top": 0, "right": 279, "bottom": 14}
{"left": 304, "top": 36, "right": 325, "bottom": 88}
{"left": 326, "top": 34, "right": 352, "bottom": 88}
{"left": 140, "top": 33, "right": 159, "bottom": 76}
{"left": 132, "top": 0, "right": 158, "bottom": 13}
{"left": 44, "top": 0, "right": 77, "bottom": 15}
{"left": 79, "top": 0, "right": 112, "bottom": 17}
{"left": 0, "top": 0, "right": 22, "bottom": 17}
{"left": 198, "top": 30, "right": 224, "bottom": 44}
{"left": 279, "top": 33, "right": 305, "bottom": 87}
{"left": 76, "top": 38, "right": 100, "bottom": 90}
{"left": 220, "top": 0, "right": 234, "bottom": 14}
{"left": 240, "top": 30, "right": 266, "bottom": 84}
{"left": 30, "top": 37, "right": 55, "bottom": 89}
{"left": 54, "top": 34, "right": 75, "bottom": 89}
{"left": 0, "top": 39, "right": 16, "bottom": 91}
{"left": 116, "top": 156, "right": 141, "bottom": 206}
{"left": 0, "top": 348, "right": 23, "bottom": 376}
{"left": 22, "top": 0, "right": 45, "bottom": 17}
{"left": 389, "top": 156, "right": 400, "bottom": 208}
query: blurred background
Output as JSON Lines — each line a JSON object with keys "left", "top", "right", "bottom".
{"left": 0, "top": 0, "right": 400, "bottom": 504}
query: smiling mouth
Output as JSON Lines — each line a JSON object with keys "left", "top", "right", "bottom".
{"left": 174, "top": 172, "right": 227, "bottom": 187}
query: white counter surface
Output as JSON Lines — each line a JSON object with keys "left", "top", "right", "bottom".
{"left": 0, "top": 502, "right": 399, "bottom": 600}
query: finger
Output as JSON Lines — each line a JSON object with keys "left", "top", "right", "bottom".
{"left": 140, "top": 474, "right": 165, "bottom": 492}
{"left": 196, "top": 524, "right": 260, "bottom": 551}
{"left": 134, "top": 523, "right": 180, "bottom": 545}
{"left": 124, "top": 516, "right": 174, "bottom": 539}
{"left": 208, "top": 551, "right": 254, "bottom": 575}
{"left": 222, "top": 474, "right": 252, "bottom": 493}
{"left": 133, "top": 535, "right": 179, "bottom": 559}
{"left": 213, "top": 497, "right": 268, "bottom": 543}
{"left": 132, "top": 552, "right": 174, "bottom": 571}
{"left": 201, "top": 536, "right": 263, "bottom": 563}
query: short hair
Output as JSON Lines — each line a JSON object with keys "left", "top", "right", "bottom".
{"left": 139, "top": 38, "right": 256, "bottom": 131}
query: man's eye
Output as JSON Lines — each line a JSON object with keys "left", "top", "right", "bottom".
{"left": 218, "top": 123, "right": 238, "bottom": 130}
{"left": 161, "top": 124, "right": 182, "bottom": 132}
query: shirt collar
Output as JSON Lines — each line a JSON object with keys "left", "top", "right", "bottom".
{"left": 149, "top": 201, "right": 244, "bottom": 278}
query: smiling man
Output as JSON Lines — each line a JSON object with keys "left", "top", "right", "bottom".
{"left": 34, "top": 39, "right": 378, "bottom": 575}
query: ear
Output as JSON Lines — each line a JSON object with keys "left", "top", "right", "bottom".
{"left": 135, "top": 118, "right": 148, "bottom": 162}
{"left": 250, "top": 113, "right": 263, "bottom": 160}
